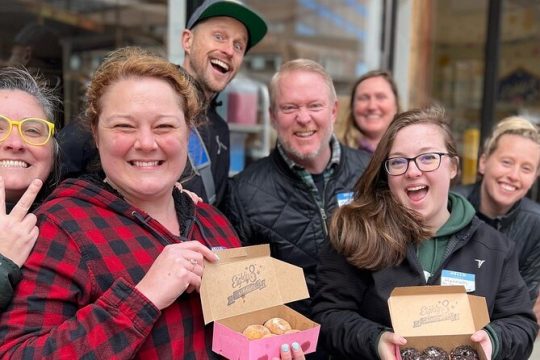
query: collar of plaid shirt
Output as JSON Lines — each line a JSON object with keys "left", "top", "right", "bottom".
{"left": 277, "top": 134, "right": 341, "bottom": 205}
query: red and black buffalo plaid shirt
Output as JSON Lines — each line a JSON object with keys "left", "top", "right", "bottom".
{"left": 0, "top": 176, "right": 240, "bottom": 359}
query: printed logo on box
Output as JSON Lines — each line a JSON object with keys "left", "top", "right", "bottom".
{"left": 413, "top": 299, "right": 460, "bottom": 328}
{"left": 227, "top": 264, "right": 267, "bottom": 305}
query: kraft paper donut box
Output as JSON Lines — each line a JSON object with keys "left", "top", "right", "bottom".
{"left": 200, "top": 244, "right": 320, "bottom": 360}
{"left": 388, "top": 285, "right": 490, "bottom": 360}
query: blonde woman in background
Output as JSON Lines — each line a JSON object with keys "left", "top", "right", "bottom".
{"left": 338, "top": 70, "right": 400, "bottom": 153}
{"left": 454, "top": 117, "right": 540, "bottom": 314}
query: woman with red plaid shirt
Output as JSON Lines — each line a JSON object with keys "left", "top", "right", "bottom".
{"left": 0, "top": 47, "right": 243, "bottom": 359}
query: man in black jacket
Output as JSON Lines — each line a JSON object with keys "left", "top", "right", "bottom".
{"left": 58, "top": 0, "right": 267, "bottom": 207}
{"left": 180, "top": 0, "right": 267, "bottom": 206}
{"left": 224, "top": 59, "right": 370, "bottom": 320}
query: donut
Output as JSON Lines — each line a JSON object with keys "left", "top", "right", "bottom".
{"left": 450, "top": 345, "right": 479, "bottom": 360}
{"left": 400, "top": 347, "right": 422, "bottom": 360}
{"left": 242, "top": 324, "right": 271, "bottom": 340}
{"left": 421, "top": 346, "right": 449, "bottom": 360}
{"left": 284, "top": 329, "right": 301, "bottom": 334}
{"left": 263, "top": 317, "right": 292, "bottom": 335}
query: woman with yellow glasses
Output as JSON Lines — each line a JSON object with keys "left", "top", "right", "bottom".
{"left": 0, "top": 66, "right": 60, "bottom": 310}
{"left": 0, "top": 115, "right": 55, "bottom": 146}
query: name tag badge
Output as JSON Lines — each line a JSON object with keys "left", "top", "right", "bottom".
{"left": 441, "top": 269, "right": 476, "bottom": 292}
{"left": 188, "top": 129, "right": 211, "bottom": 169}
{"left": 336, "top": 192, "right": 354, "bottom": 207}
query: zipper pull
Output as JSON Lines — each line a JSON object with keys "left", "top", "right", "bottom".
{"left": 131, "top": 210, "right": 150, "bottom": 224}
{"left": 320, "top": 207, "right": 328, "bottom": 236}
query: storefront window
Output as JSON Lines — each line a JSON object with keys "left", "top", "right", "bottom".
{"left": 1, "top": 0, "right": 379, "bottom": 126}
{"left": 498, "top": 1, "right": 540, "bottom": 123}
{"left": 426, "top": 0, "right": 539, "bottom": 185}
{"left": 1, "top": 1, "right": 169, "bottom": 125}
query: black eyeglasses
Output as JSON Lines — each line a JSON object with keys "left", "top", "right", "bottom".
{"left": 384, "top": 152, "right": 451, "bottom": 176}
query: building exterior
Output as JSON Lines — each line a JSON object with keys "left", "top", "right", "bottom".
{"left": 1, "top": 0, "right": 538, "bottom": 189}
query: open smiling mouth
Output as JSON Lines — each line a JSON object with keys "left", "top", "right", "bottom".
{"left": 406, "top": 185, "right": 428, "bottom": 201}
{"left": 295, "top": 131, "right": 316, "bottom": 138}
{"left": 211, "top": 59, "right": 229, "bottom": 74}
{"left": 0, "top": 160, "right": 29, "bottom": 168}
{"left": 499, "top": 182, "right": 517, "bottom": 192}
{"left": 129, "top": 160, "right": 164, "bottom": 167}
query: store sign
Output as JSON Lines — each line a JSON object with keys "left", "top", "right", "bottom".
{"left": 498, "top": 68, "right": 540, "bottom": 103}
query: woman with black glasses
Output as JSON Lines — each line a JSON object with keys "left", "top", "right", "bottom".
{"left": 312, "top": 105, "right": 537, "bottom": 359}
{"left": 0, "top": 66, "right": 60, "bottom": 310}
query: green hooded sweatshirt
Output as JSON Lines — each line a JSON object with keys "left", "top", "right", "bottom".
{"left": 417, "top": 192, "right": 476, "bottom": 278}
{"left": 416, "top": 192, "right": 500, "bottom": 359}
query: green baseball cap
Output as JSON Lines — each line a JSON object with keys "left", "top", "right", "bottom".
{"left": 187, "top": 0, "right": 268, "bottom": 52}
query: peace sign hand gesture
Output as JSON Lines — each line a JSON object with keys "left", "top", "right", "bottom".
{"left": 0, "top": 177, "right": 43, "bottom": 267}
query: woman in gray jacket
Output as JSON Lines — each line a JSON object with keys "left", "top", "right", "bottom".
{"left": 0, "top": 66, "right": 59, "bottom": 310}
{"left": 454, "top": 116, "right": 540, "bottom": 304}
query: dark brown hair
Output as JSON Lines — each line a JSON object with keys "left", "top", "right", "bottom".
{"left": 329, "top": 105, "right": 459, "bottom": 270}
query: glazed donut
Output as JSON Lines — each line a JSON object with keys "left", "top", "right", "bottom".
{"left": 421, "top": 346, "right": 449, "bottom": 360}
{"left": 450, "top": 345, "right": 479, "bottom": 360}
{"left": 400, "top": 347, "right": 422, "bottom": 360}
{"left": 242, "top": 324, "right": 271, "bottom": 340}
{"left": 263, "top": 317, "right": 292, "bottom": 335}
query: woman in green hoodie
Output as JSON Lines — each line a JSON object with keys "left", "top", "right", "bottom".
{"left": 312, "top": 105, "right": 537, "bottom": 360}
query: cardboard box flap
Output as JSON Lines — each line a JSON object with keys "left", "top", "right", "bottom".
{"left": 201, "top": 245, "right": 309, "bottom": 324}
{"left": 212, "top": 244, "right": 268, "bottom": 263}
{"left": 390, "top": 285, "right": 465, "bottom": 297}
{"left": 272, "top": 257, "right": 309, "bottom": 301}
{"left": 468, "top": 295, "right": 490, "bottom": 330}
{"left": 388, "top": 286, "right": 478, "bottom": 337}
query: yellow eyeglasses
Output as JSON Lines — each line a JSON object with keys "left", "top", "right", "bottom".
{"left": 0, "top": 115, "right": 55, "bottom": 146}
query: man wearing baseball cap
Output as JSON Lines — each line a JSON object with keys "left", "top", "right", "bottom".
{"left": 181, "top": 0, "right": 267, "bottom": 207}
{"left": 58, "top": 0, "right": 267, "bottom": 208}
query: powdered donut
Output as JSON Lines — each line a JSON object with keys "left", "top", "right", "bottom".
{"left": 263, "top": 317, "right": 292, "bottom": 335}
{"left": 242, "top": 324, "right": 271, "bottom": 340}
